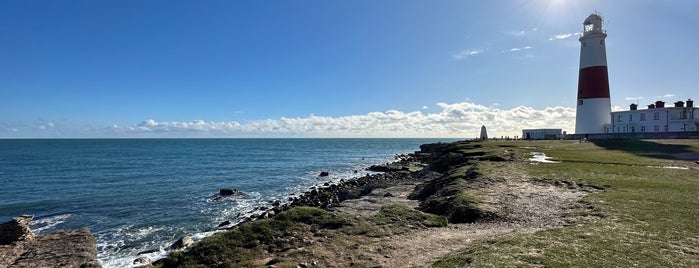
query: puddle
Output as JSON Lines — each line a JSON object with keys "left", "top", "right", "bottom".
{"left": 646, "top": 166, "right": 689, "bottom": 170}
{"left": 529, "top": 152, "right": 560, "bottom": 163}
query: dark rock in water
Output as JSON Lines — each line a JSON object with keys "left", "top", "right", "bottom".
{"left": 319, "top": 171, "right": 330, "bottom": 177}
{"left": 170, "top": 235, "right": 193, "bottom": 250}
{"left": 220, "top": 188, "right": 243, "bottom": 196}
{"left": 215, "top": 188, "right": 249, "bottom": 200}
{"left": 218, "top": 220, "right": 232, "bottom": 227}
{"left": 137, "top": 248, "right": 160, "bottom": 255}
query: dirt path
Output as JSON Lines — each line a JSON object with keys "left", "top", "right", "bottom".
{"left": 306, "top": 161, "right": 594, "bottom": 267}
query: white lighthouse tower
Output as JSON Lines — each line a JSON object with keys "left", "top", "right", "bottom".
{"left": 575, "top": 13, "right": 611, "bottom": 134}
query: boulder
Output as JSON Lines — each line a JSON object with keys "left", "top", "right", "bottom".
{"left": 220, "top": 188, "right": 242, "bottom": 196}
{"left": 170, "top": 235, "right": 193, "bottom": 250}
{"left": 133, "top": 256, "right": 151, "bottom": 267}
{"left": 319, "top": 171, "right": 330, "bottom": 177}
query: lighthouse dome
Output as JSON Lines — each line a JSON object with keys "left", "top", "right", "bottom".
{"left": 583, "top": 13, "right": 604, "bottom": 34}
{"left": 584, "top": 14, "right": 602, "bottom": 24}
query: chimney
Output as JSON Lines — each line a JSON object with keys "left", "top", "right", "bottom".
{"left": 629, "top": 103, "right": 638, "bottom": 110}
{"left": 687, "top": 99, "right": 694, "bottom": 107}
{"left": 655, "top": 101, "right": 665, "bottom": 108}
{"left": 674, "top": 101, "right": 684, "bottom": 108}
{"left": 648, "top": 104, "right": 656, "bottom": 109}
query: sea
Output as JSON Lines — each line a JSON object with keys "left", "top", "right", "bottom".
{"left": 0, "top": 138, "right": 458, "bottom": 267}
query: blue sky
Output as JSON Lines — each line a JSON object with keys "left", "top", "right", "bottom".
{"left": 1, "top": 0, "right": 697, "bottom": 138}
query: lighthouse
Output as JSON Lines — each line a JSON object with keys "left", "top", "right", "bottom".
{"left": 575, "top": 13, "right": 611, "bottom": 134}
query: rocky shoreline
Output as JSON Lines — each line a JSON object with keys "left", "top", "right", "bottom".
{"left": 150, "top": 139, "right": 595, "bottom": 267}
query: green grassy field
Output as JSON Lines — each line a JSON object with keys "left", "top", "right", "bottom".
{"left": 433, "top": 139, "right": 699, "bottom": 267}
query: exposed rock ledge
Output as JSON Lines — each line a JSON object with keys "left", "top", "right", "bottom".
{"left": 0, "top": 215, "right": 101, "bottom": 268}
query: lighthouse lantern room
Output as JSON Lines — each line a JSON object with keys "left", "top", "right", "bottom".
{"left": 575, "top": 13, "right": 612, "bottom": 134}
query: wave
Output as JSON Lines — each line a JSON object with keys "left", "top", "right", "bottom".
{"left": 30, "top": 213, "right": 72, "bottom": 234}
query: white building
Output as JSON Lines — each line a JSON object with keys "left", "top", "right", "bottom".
{"left": 522, "top": 129, "right": 563, "bottom": 140}
{"left": 609, "top": 99, "right": 698, "bottom": 133}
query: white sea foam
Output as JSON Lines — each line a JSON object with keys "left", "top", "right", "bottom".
{"left": 31, "top": 213, "right": 71, "bottom": 234}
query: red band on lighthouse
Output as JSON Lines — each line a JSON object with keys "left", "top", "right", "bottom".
{"left": 577, "top": 66, "right": 611, "bottom": 99}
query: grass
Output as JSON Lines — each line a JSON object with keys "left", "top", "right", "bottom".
{"left": 433, "top": 139, "right": 699, "bottom": 267}
{"left": 158, "top": 205, "right": 447, "bottom": 267}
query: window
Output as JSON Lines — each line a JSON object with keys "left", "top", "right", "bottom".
{"left": 600, "top": 40, "right": 604, "bottom": 45}
{"left": 578, "top": 100, "right": 583, "bottom": 105}
{"left": 641, "top": 126, "right": 646, "bottom": 132}
{"left": 629, "top": 114, "right": 632, "bottom": 121}
{"left": 640, "top": 114, "right": 646, "bottom": 121}
{"left": 583, "top": 42, "right": 587, "bottom": 47}
{"left": 654, "top": 112, "right": 659, "bottom": 120}
{"left": 617, "top": 115, "right": 622, "bottom": 122}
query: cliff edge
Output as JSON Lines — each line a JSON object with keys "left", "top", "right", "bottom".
{"left": 0, "top": 215, "right": 101, "bottom": 268}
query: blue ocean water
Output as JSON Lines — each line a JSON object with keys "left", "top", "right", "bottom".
{"left": 0, "top": 138, "right": 456, "bottom": 267}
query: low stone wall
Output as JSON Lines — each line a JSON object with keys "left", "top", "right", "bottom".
{"left": 566, "top": 131, "right": 699, "bottom": 140}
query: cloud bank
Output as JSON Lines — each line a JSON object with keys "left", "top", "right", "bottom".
{"left": 2, "top": 102, "right": 577, "bottom": 138}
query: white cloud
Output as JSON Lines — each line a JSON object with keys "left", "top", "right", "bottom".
{"left": 1, "top": 101, "right": 581, "bottom": 138}
{"left": 625, "top": 96, "right": 644, "bottom": 101}
{"left": 504, "top": 30, "right": 526, "bottom": 36}
{"left": 503, "top": 46, "right": 533, "bottom": 52}
{"left": 107, "top": 102, "right": 576, "bottom": 138}
{"left": 549, "top": 32, "right": 582, "bottom": 40}
{"left": 452, "top": 49, "right": 483, "bottom": 60}
{"left": 657, "top": 94, "right": 675, "bottom": 98}
{"left": 38, "top": 122, "right": 55, "bottom": 130}
{"left": 422, "top": 106, "right": 429, "bottom": 110}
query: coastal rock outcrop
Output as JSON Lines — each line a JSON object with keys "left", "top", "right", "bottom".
{"left": 0, "top": 216, "right": 101, "bottom": 268}
{"left": 170, "top": 235, "right": 193, "bottom": 250}
{"left": 219, "top": 188, "right": 245, "bottom": 197}
{"left": 215, "top": 188, "right": 249, "bottom": 201}
{"left": 0, "top": 215, "right": 35, "bottom": 244}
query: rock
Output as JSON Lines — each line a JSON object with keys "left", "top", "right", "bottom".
{"left": 218, "top": 220, "right": 232, "bottom": 227}
{"left": 170, "top": 235, "right": 193, "bottom": 250}
{"left": 137, "top": 248, "right": 160, "bottom": 255}
{"left": 319, "top": 171, "right": 330, "bottom": 177}
{"left": 383, "top": 192, "right": 394, "bottom": 197}
{"left": 133, "top": 256, "right": 151, "bottom": 266}
{"left": 9, "top": 228, "right": 101, "bottom": 268}
{"left": 1, "top": 216, "right": 101, "bottom": 267}
{"left": 220, "top": 188, "right": 245, "bottom": 196}
{"left": 0, "top": 215, "right": 35, "bottom": 244}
